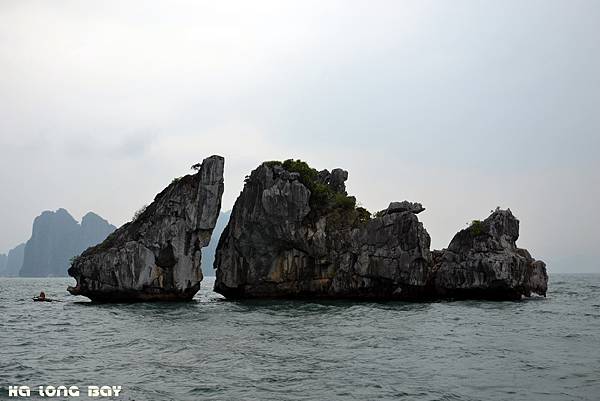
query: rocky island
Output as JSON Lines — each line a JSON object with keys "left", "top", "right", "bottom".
{"left": 214, "top": 160, "right": 547, "bottom": 300}
{"left": 68, "top": 155, "right": 224, "bottom": 301}
{"left": 68, "top": 157, "right": 547, "bottom": 302}
{"left": 433, "top": 209, "right": 548, "bottom": 300}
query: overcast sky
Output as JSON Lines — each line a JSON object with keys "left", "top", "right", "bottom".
{"left": 0, "top": 0, "right": 598, "bottom": 272}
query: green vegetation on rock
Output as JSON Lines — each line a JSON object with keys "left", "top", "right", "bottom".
{"left": 266, "top": 159, "right": 369, "bottom": 224}
{"left": 470, "top": 219, "right": 483, "bottom": 236}
{"left": 355, "top": 207, "right": 371, "bottom": 223}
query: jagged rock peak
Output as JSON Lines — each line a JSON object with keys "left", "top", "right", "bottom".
{"left": 81, "top": 211, "right": 107, "bottom": 222}
{"left": 37, "top": 208, "right": 78, "bottom": 223}
{"left": 317, "top": 168, "right": 349, "bottom": 195}
{"left": 68, "top": 155, "right": 225, "bottom": 302}
{"left": 433, "top": 208, "right": 548, "bottom": 299}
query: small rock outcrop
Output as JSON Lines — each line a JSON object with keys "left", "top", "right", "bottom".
{"left": 432, "top": 209, "right": 547, "bottom": 299}
{"left": 383, "top": 201, "right": 425, "bottom": 216}
{"left": 214, "top": 160, "right": 548, "bottom": 301}
{"left": 214, "top": 160, "right": 433, "bottom": 299}
{"left": 68, "top": 155, "right": 224, "bottom": 302}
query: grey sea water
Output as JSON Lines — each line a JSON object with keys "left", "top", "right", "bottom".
{"left": 0, "top": 275, "right": 598, "bottom": 401}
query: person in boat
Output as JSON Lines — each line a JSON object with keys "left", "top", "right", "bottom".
{"left": 38, "top": 291, "right": 46, "bottom": 300}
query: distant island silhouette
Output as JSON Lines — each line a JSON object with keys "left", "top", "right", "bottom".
{"left": 0, "top": 209, "right": 115, "bottom": 277}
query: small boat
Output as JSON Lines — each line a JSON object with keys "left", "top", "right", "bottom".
{"left": 32, "top": 296, "right": 56, "bottom": 302}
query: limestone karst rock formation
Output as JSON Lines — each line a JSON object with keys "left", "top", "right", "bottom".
{"left": 432, "top": 209, "right": 548, "bottom": 299}
{"left": 214, "top": 160, "right": 434, "bottom": 299}
{"left": 214, "top": 159, "right": 548, "bottom": 300}
{"left": 68, "top": 155, "right": 224, "bottom": 302}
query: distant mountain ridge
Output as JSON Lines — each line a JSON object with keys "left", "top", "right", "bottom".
{"left": 0, "top": 209, "right": 117, "bottom": 277}
{"left": 19, "top": 209, "right": 116, "bottom": 277}
{"left": 0, "top": 243, "right": 25, "bottom": 277}
{"left": 19, "top": 208, "right": 116, "bottom": 277}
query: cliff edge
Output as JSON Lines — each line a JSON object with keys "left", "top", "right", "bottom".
{"left": 68, "top": 155, "right": 224, "bottom": 302}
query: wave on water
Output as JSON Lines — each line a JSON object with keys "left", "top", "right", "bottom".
{"left": 0, "top": 275, "right": 599, "bottom": 401}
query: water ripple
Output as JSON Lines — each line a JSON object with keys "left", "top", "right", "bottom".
{"left": 1, "top": 275, "right": 599, "bottom": 401}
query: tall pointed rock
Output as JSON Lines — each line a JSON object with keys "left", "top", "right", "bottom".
{"left": 68, "top": 155, "right": 224, "bottom": 302}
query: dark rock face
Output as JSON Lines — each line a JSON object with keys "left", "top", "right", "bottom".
{"left": 68, "top": 155, "right": 224, "bottom": 302}
{"left": 214, "top": 161, "right": 547, "bottom": 301}
{"left": 385, "top": 201, "right": 425, "bottom": 215}
{"left": 432, "top": 209, "right": 548, "bottom": 300}
{"left": 214, "top": 162, "right": 433, "bottom": 299}
{"left": 19, "top": 209, "right": 116, "bottom": 277}
{"left": 322, "top": 168, "right": 348, "bottom": 194}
